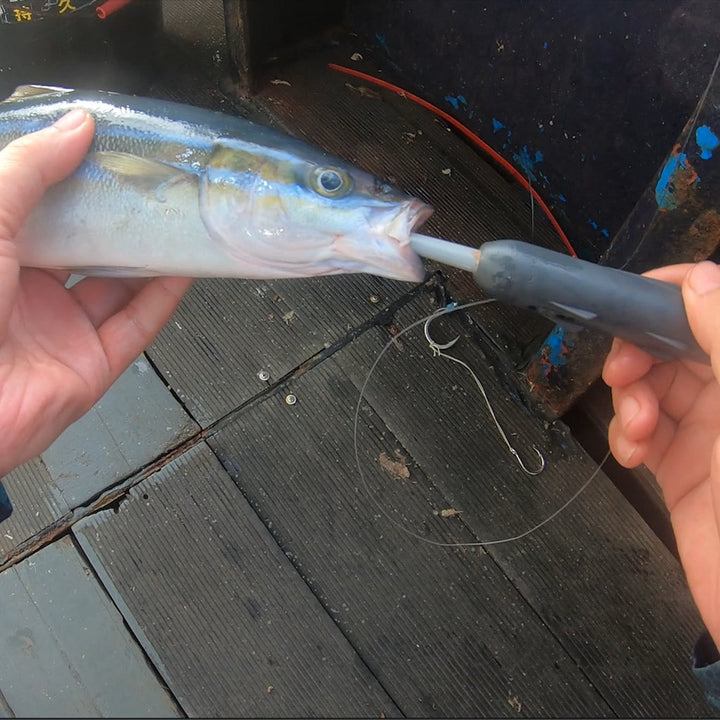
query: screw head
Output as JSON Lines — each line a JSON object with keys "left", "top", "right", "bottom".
{"left": 257, "top": 370, "right": 270, "bottom": 382}
{"left": 285, "top": 393, "right": 297, "bottom": 406}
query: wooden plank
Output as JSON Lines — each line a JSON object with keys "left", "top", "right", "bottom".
{"left": 207, "top": 289, "right": 712, "bottom": 716}
{"left": 0, "top": 458, "right": 69, "bottom": 563}
{"left": 41, "top": 355, "right": 198, "bottom": 507}
{"left": 147, "top": 273, "right": 415, "bottom": 427}
{"left": 73, "top": 442, "right": 400, "bottom": 718}
{"left": 1, "top": 355, "right": 197, "bottom": 564}
{"left": 0, "top": 536, "right": 180, "bottom": 718}
{"left": 333, "top": 294, "right": 710, "bottom": 715}
{"left": 207, "top": 357, "right": 615, "bottom": 715}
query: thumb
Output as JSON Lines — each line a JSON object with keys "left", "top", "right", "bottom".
{"left": 0, "top": 109, "right": 94, "bottom": 341}
{"left": 0, "top": 108, "right": 95, "bottom": 242}
{"left": 682, "top": 261, "right": 720, "bottom": 379}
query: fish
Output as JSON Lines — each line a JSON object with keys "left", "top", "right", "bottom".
{"left": 0, "top": 85, "right": 432, "bottom": 281}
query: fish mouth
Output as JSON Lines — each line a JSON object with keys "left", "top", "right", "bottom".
{"left": 349, "top": 199, "right": 433, "bottom": 282}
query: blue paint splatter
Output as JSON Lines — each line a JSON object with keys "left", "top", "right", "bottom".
{"left": 445, "top": 95, "right": 467, "bottom": 110}
{"left": 375, "top": 33, "right": 390, "bottom": 56}
{"left": 492, "top": 118, "right": 505, "bottom": 133}
{"left": 543, "top": 41, "right": 549, "bottom": 50}
{"left": 537, "top": 325, "right": 575, "bottom": 380}
{"left": 588, "top": 219, "right": 599, "bottom": 230}
{"left": 696, "top": 125, "right": 719, "bottom": 160}
{"left": 545, "top": 326, "right": 571, "bottom": 366}
{"left": 655, "top": 149, "right": 698, "bottom": 210}
{"left": 557, "top": 193, "right": 567, "bottom": 202}
{"left": 512, "top": 145, "right": 543, "bottom": 182}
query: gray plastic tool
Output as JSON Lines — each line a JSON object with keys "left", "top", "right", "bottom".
{"left": 409, "top": 234, "right": 709, "bottom": 364}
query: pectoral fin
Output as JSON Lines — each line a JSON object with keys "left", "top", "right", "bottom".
{"left": 92, "top": 151, "right": 194, "bottom": 198}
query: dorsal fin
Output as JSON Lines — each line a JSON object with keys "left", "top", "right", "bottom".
{"left": 2, "top": 85, "right": 73, "bottom": 103}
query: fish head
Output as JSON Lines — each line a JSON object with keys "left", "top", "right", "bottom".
{"left": 200, "top": 140, "right": 431, "bottom": 281}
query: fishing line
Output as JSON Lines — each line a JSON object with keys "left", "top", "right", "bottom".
{"left": 353, "top": 300, "right": 611, "bottom": 548}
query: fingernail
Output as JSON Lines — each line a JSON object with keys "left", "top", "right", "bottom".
{"left": 688, "top": 261, "right": 720, "bottom": 295}
{"left": 620, "top": 396, "right": 639, "bottom": 427}
{"left": 53, "top": 108, "right": 87, "bottom": 131}
{"left": 623, "top": 443, "right": 637, "bottom": 465}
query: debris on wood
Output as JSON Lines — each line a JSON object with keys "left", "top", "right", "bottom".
{"left": 378, "top": 451, "right": 410, "bottom": 480}
{"left": 282, "top": 310, "right": 295, "bottom": 325}
{"left": 435, "top": 508, "right": 462, "bottom": 518}
{"left": 345, "top": 82, "right": 381, "bottom": 100}
{"left": 270, "top": 79, "right": 291, "bottom": 86}
{"left": 441, "top": 167, "right": 452, "bottom": 175}
{"left": 350, "top": 52, "right": 364, "bottom": 61}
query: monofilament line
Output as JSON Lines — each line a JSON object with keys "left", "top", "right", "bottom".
{"left": 353, "top": 299, "right": 611, "bottom": 547}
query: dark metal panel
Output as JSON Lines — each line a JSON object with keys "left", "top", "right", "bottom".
{"left": 0, "top": 536, "right": 180, "bottom": 717}
{"left": 73, "top": 442, "right": 400, "bottom": 718}
{"left": 347, "top": 0, "right": 720, "bottom": 262}
{"left": 528, "top": 57, "right": 720, "bottom": 414}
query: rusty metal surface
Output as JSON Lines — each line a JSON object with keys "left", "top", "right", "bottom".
{"left": 528, "top": 57, "right": 720, "bottom": 416}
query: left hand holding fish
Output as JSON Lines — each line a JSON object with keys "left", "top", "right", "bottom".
{"left": 0, "top": 110, "right": 193, "bottom": 477}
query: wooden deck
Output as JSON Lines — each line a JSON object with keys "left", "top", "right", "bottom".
{"left": 0, "top": 7, "right": 713, "bottom": 717}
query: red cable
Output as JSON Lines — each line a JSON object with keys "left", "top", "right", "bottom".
{"left": 96, "top": 0, "right": 134, "bottom": 20}
{"left": 328, "top": 63, "right": 577, "bottom": 257}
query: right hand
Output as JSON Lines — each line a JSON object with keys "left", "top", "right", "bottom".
{"left": 602, "top": 261, "right": 720, "bottom": 644}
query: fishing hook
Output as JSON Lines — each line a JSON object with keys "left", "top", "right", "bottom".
{"left": 423, "top": 312, "right": 459, "bottom": 355}
{"left": 423, "top": 314, "right": 546, "bottom": 476}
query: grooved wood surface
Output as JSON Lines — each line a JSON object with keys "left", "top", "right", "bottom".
{"left": 74, "top": 442, "right": 400, "bottom": 719}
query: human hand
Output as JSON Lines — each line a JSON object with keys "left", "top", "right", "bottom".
{"left": 0, "top": 109, "right": 193, "bottom": 476}
{"left": 603, "top": 261, "right": 720, "bottom": 644}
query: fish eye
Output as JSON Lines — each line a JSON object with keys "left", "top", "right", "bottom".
{"left": 311, "top": 167, "right": 352, "bottom": 197}
{"left": 374, "top": 179, "right": 393, "bottom": 195}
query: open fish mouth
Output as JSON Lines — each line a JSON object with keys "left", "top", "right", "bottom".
{"left": 356, "top": 199, "right": 433, "bottom": 282}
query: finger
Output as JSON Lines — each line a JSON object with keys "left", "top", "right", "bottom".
{"left": 96, "top": 276, "right": 193, "bottom": 381}
{"left": 616, "top": 359, "right": 707, "bottom": 426}
{"left": 0, "top": 110, "right": 94, "bottom": 341}
{"left": 670, "top": 439, "right": 720, "bottom": 643}
{"left": 683, "top": 262, "right": 720, "bottom": 381}
{"left": 610, "top": 380, "right": 659, "bottom": 443}
{"left": 608, "top": 408, "right": 677, "bottom": 475}
{"left": 642, "top": 264, "right": 694, "bottom": 286}
{"left": 69, "top": 276, "right": 151, "bottom": 328}
{"left": 602, "top": 338, "right": 655, "bottom": 387}
{"left": 608, "top": 414, "right": 651, "bottom": 468}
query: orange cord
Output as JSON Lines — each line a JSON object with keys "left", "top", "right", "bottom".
{"left": 328, "top": 63, "right": 577, "bottom": 257}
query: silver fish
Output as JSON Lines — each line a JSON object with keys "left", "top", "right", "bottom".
{"left": 0, "top": 85, "right": 431, "bottom": 281}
